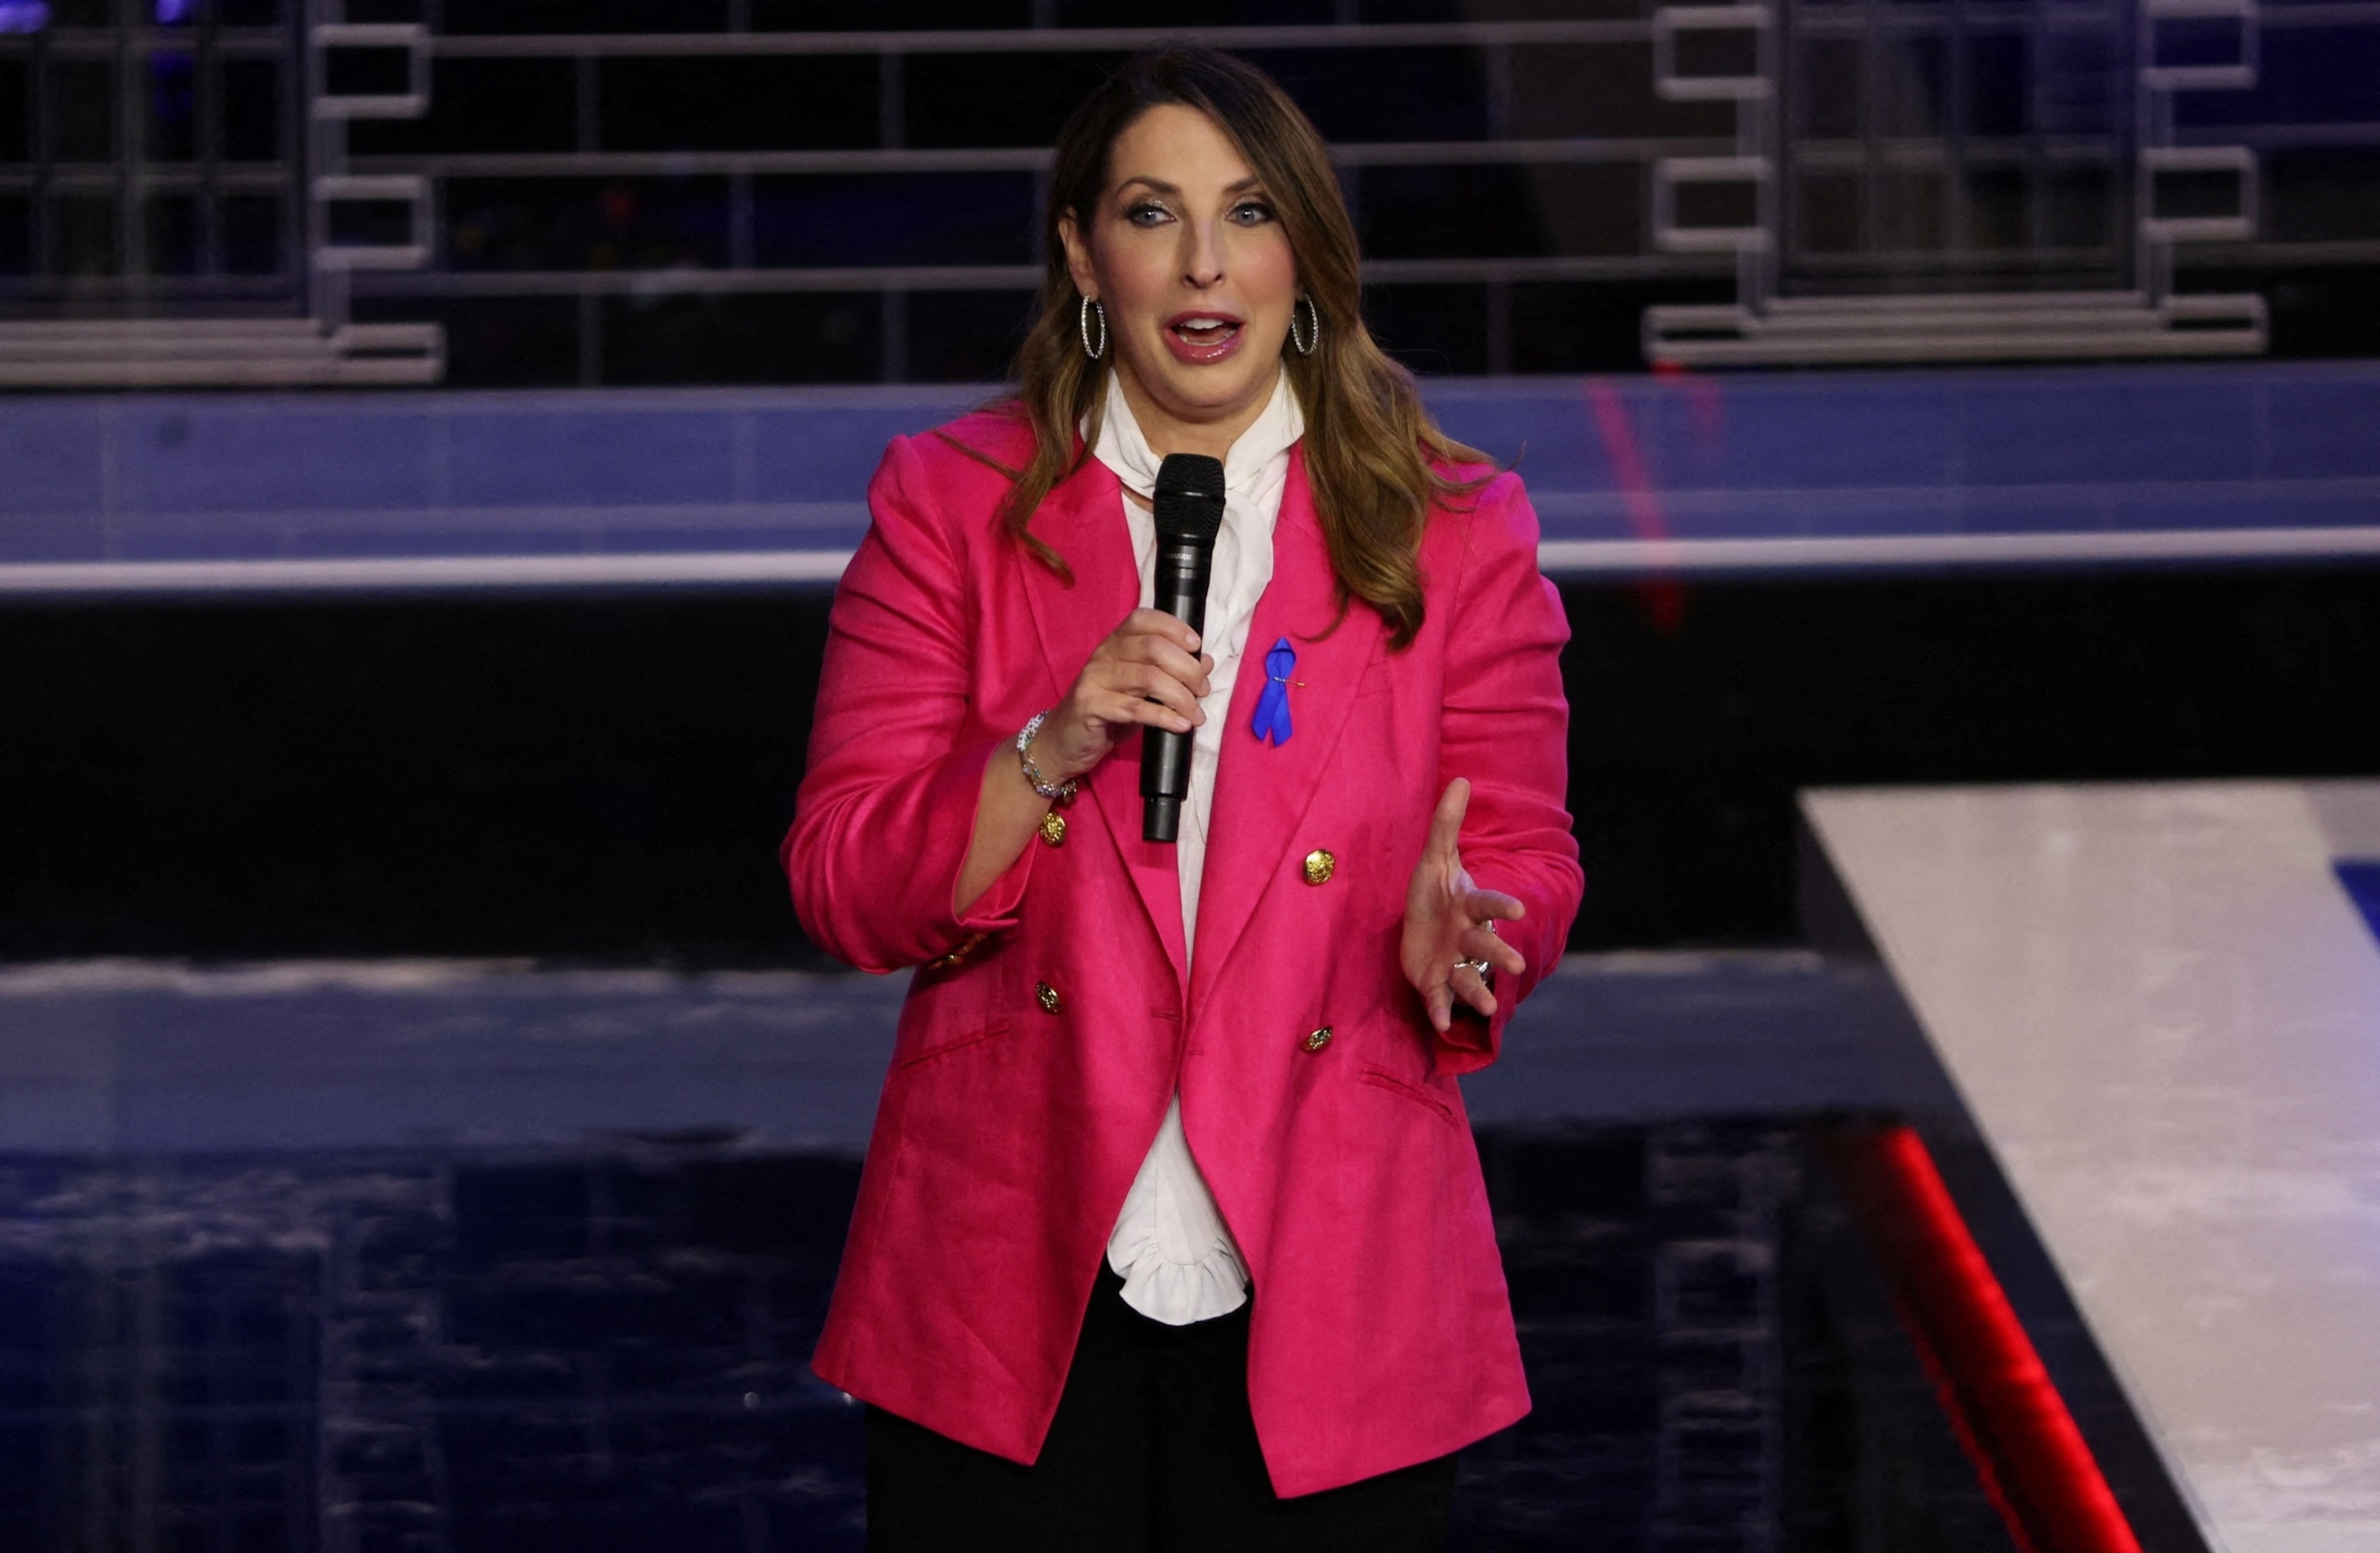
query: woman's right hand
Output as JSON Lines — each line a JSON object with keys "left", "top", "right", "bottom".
{"left": 1034, "top": 608, "right": 1216, "bottom": 783}
{"left": 954, "top": 610, "right": 1210, "bottom": 918}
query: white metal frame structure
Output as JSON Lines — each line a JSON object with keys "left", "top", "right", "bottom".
{"left": 0, "top": 0, "right": 439, "bottom": 387}
{"left": 8, "top": 2, "right": 2379, "bottom": 383}
{"left": 1645, "top": 0, "right": 2270, "bottom": 366}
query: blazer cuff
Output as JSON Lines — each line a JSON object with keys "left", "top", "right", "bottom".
{"left": 1432, "top": 1000, "right": 1512, "bottom": 1074}
{"left": 944, "top": 736, "right": 1037, "bottom": 938}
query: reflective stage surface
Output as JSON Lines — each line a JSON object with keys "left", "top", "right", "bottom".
{"left": 0, "top": 956, "right": 2009, "bottom": 1552}
{"left": 0, "top": 1129, "right": 2013, "bottom": 1553}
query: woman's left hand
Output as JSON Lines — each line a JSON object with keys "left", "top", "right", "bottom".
{"left": 1400, "top": 778, "right": 1529, "bottom": 1032}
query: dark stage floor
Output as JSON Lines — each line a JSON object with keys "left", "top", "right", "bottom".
{"left": 0, "top": 1124, "right": 2014, "bottom": 1553}
{"left": 0, "top": 956, "right": 2014, "bottom": 1551}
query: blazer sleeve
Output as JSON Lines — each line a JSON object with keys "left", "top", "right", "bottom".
{"left": 1432, "top": 470, "right": 1584, "bottom": 1072}
{"left": 782, "top": 434, "right": 1037, "bottom": 973}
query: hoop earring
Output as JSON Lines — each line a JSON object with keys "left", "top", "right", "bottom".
{"left": 1079, "top": 296, "right": 1107, "bottom": 362}
{"left": 1288, "top": 296, "right": 1320, "bottom": 357}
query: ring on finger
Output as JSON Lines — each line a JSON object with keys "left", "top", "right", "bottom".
{"left": 1454, "top": 955, "right": 1493, "bottom": 979}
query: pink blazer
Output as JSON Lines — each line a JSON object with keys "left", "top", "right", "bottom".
{"left": 784, "top": 408, "right": 1582, "bottom": 1498}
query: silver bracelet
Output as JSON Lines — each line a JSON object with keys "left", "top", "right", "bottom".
{"left": 1015, "top": 711, "right": 1078, "bottom": 804}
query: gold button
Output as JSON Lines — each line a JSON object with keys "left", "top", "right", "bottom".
{"left": 1039, "top": 811, "right": 1067, "bottom": 846}
{"left": 1302, "top": 1026, "right": 1333, "bottom": 1053}
{"left": 1035, "top": 981, "right": 1061, "bottom": 1014}
{"left": 1302, "top": 849, "right": 1336, "bottom": 886}
{"left": 927, "top": 931, "right": 985, "bottom": 970}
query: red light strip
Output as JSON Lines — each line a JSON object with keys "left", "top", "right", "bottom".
{"left": 1581, "top": 377, "right": 1689, "bottom": 635}
{"left": 1826, "top": 1124, "right": 2143, "bottom": 1553}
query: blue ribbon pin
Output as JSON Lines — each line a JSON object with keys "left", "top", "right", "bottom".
{"left": 1250, "top": 636, "right": 1296, "bottom": 746}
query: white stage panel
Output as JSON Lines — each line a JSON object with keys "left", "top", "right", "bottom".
{"left": 1804, "top": 782, "right": 2380, "bottom": 1553}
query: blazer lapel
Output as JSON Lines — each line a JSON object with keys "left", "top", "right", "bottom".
{"left": 1192, "top": 448, "right": 1385, "bottom": 1009}
{"left": 1016, "top": 456, "right": 1190, "bottom": 991}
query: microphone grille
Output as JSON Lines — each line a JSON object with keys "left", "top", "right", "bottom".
{"left": 1152, "top": 453, "right": 1226, "bottom": 545}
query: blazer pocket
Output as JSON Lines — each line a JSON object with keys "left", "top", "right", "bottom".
{"left": 1359, "top": 1063, "right": 1461, "bottom": 1131}
{"left": 891, "top": 1019, "right": 1009, "bottom": 1073}
{"left": 892, "top": 932, "right": 1013, "bottom": 1070}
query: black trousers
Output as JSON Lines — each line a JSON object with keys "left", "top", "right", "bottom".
{"left": 865, "top": 1266, "right": 1459, "bottom": 1551}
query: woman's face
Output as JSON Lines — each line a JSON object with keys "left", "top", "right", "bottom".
{"left": 1060, "top": 103, "right": 1299, "bottom": 460}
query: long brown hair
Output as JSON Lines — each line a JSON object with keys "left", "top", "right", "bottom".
{"left": 981, "top": 44, "right": 1488, "bottom": 649}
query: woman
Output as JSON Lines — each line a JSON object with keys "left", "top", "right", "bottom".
{"left": 786, "top": 44, "right": 1580, "bottom": 1550}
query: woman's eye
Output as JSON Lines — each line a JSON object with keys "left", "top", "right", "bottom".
{"left": 1125, "top": 201, "right": 1171, "bottom": 227}
{"left": 1231, "top": 201, "right": 1275, "bottom": 225}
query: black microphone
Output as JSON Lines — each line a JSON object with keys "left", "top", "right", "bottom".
{"left": 1141, "top": 452, "right": 1226, "bottom": 843}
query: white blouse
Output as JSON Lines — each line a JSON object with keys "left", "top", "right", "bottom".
{"left": 1089, "top": 369, "right": 1305, "bottom": 1326}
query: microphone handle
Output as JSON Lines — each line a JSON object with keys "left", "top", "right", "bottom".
{"left": 1140, "top": 537, "right": 1212, "bottom": 843}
